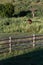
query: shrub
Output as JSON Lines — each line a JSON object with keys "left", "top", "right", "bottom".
{"left": 0, "top": 3, "right": 14, "bottom": 17}
{"left": 4, "top": 3, "right": 14, "bottom": 17}
{"left": 0, "top": 4, "right": 5, "bottom": 17}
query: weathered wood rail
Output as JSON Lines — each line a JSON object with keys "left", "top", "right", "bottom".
{"left": 0, "top": 34, "right": 43, "bottom": 53}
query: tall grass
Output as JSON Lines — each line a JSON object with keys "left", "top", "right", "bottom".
{"left": 0, "top": 17, "right": 43, "bottom": 34}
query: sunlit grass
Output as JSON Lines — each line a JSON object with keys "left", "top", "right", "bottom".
{"left": 0, "top": 17, "right": 43, "bottom": 34}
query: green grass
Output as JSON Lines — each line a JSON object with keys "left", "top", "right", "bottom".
{"left": 0, "top": 0, "right": 12, "bottom": 4}
{"left": 0, "top": 17, "right": 43, "bottom": 34}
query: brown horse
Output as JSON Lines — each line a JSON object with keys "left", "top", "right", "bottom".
{"left": 27, "top": 19, "right": 32, "bottom": 24}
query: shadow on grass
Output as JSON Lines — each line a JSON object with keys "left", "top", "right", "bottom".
{"left": 0, "top": 48, "right": 43, "bottom": 65}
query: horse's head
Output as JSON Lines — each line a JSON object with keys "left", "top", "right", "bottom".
{"left": 28, "top": 19, "right": 32, "bottom": 24}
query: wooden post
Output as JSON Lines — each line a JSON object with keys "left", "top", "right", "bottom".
{"left": 9, "top": 37, "right": 11, "bottom": 53}
{"left": 33, "top": 34, "right": 35, "bottom": 48}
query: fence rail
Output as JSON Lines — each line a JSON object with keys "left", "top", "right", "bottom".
{"left": 0, "top": 34, "right": 43, "bottom": 53}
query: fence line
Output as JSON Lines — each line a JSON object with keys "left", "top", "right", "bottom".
{"left": 0, "top": 34, "right": 43, "bottom": 53}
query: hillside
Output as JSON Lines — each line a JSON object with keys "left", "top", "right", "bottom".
{"left": 0, "top": 0, "right": 43, "bottom": 34}
{"left": 0, "top": 0, "right": 43, "bottom": 17}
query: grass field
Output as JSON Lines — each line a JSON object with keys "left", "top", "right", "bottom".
{"left": 0, "top": 17, "right": 43, "bottom": 34}
{"left": 0, "top": 0, "right": 43, "bottom": 65}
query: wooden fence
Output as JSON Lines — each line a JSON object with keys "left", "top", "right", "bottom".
{"left": 0, "top": 34, "right": 43, "bottom": 53}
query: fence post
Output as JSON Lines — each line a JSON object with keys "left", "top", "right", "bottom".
{"left": 9, "top": 37, "right": 11, "bottom": 53}
{"left": 33, "top": 34, "right": 35, "bottom": 48}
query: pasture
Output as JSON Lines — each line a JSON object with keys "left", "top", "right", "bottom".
{"left": 0, "top": 0, "right": 43, "bottom": 65}
{"left": 0, "top": 17, "right": 43, "bottom": 34}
